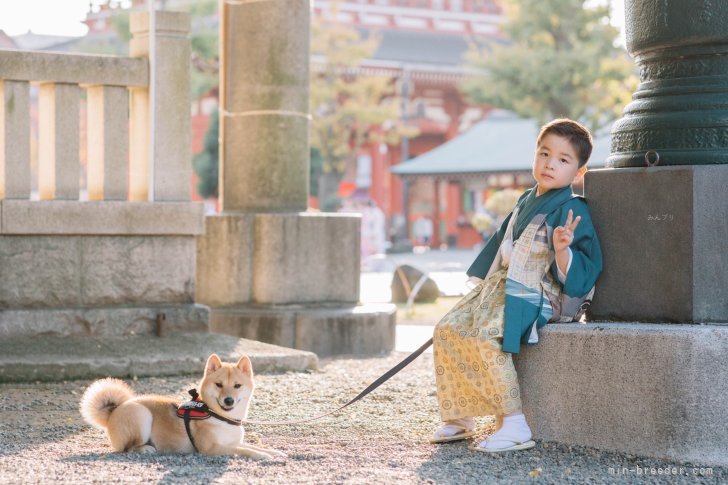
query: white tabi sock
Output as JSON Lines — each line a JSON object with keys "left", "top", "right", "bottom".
{"left": 477, "top": 413, "right": 532, "bottom": 450}
{"left": 432, "top": 417, "right": 475, "bottom": 439}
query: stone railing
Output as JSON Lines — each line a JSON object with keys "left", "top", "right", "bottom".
{"left": 0, "top": 11, "right": 189, "bottom": 203}
{"left": 0, "top": 11, "right": 207, "bottom": 339}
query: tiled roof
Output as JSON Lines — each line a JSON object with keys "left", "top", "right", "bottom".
{"left": 390, "top": 111, "right": 610, "bottom": 176}
{"left": 372, "top": 29, "right": 470, "bottom": 66}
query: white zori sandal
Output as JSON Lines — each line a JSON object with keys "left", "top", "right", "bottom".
{"left": 429, "top": 418, "right": 477, "bottom": 444}
{"left": 468, "top": 433, "right": 536, "bottom": 453}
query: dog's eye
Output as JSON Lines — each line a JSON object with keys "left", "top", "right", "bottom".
{"left": 234, "top": 384, "right": 241, "bottom": 389}
{"left": 215, "top": 383, "right": 223, "bottom": 388}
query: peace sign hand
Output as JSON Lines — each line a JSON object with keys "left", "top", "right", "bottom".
{"left": 554, "top": 209, "right": 581, "bottom": 253}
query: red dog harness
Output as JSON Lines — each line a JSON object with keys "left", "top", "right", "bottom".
{"left": 176, "top": 389, "right": 242, "bottom": 452}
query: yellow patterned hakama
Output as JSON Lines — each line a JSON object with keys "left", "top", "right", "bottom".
{"left": 433, "top": 267, "right": 522, "bottom": 421}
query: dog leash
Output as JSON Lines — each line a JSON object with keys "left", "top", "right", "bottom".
{"left": 240, "top": 337, "right": 433, "bottom": 426}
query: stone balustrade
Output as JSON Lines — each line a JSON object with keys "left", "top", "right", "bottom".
{"left": 0, "top": 10, "right": 189, "bottom": 205}
{"left": 0, "top": 11, "right": 207, "bottom": 339}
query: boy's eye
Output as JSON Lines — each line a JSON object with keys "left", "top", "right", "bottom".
{"left": 215, "top": 383, "right": 223, "bottom": 388}
{"left": 561, "top": 159, "right": 568, "bottom": 163}
{"left": 234, "top": 384, "right": 241, "bottom": 389}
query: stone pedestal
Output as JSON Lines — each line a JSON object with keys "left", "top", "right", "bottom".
{"left": 514, "top": 322, "right": 728, "bottom": 467}
{"left": 586, "top": 165, "right": 728, "bottom": 322}
{"left": 196, "top": 212, "right": 396, "bottom": 356}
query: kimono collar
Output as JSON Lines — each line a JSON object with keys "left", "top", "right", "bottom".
{"left": 512, "top": 184, "right": 574, "bottom": 241}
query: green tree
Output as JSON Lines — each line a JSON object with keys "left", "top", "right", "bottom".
{"left": 462, "top": 0, "right": 637, "bottom": 132}
{"left": 310, "top": 13, "right": 417, "bottom": 211}
{"left": 193, "top": 109, "right": 219, "bottom": 199}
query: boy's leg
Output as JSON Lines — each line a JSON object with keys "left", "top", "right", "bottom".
{"left": 431, "top": 294, "right": 487, "bottom": 443}
{"left": 429, "top": 417, "right": 477, "bottom": 443}
{"left": 471, "top": 412, "right": 534, "bottom": 452}
{"left": 468, "top": 347, "right": 534, "bottom": 452}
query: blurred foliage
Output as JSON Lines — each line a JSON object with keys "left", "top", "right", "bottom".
{"left": 462, "top": 0, "right": 638, "bottom": 132}
{"left": 310, "top": 5, "right": 418, "bottom": 211}
{"left": 193, "top": 109, "right": 219, "bottom": 199}
{"left": 484, "top": 188, "right": 525, "bottom": 216}
{"left": 97, "top": 0, "right": 218, "bottom": 97}
{"left": 471, "top": 188, "right": 524, "bottom": 234}
{"left": 470, "top": 212, "right": 496, "bottom": 233}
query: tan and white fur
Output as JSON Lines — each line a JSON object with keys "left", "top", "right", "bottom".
{"left": 79, "top": 354, "right": 284, "bottom": 459}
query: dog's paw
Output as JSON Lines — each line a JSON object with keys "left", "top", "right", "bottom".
{"left": 267, "top": 449, "right": 287, "bottom": 458}
{"left": 250, "top": 451, "right": 276, "bottom": 461}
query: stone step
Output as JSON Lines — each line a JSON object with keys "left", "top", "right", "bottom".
{"left": 0, "top": 332, "right": 318, "bottom": 383}
{"left": 514, "top": 322, "right": 728, "bottom": 467}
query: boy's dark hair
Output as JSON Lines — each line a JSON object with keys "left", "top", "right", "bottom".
{"left": 536, "top": 119, "right": 593, "bottom": 168}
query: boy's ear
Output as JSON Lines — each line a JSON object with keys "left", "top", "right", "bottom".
{"left": 205, "top": 353, "right": 222, "bottom": 375}
{"left": 574, "top": 166, "right": 588, "bottom": 184}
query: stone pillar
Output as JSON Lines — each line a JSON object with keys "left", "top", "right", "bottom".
{"left": 514, "top": 0, "right": 728, "bottom": 467}
{"left": 38, "top": 83, "right": 79, "bottom": 200}
{"left": 219, "top": 0, "right": 309, "bottom": 212}
{"left": 0, "top": 80, "right": 30, "bottom": 199}
{"left": 129, "top": 11, "right": 191, "bottom": 202}
{"left": 196, "top": 0, "right": 395, "bottom": 356}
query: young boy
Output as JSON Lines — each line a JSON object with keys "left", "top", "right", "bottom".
{"left": 430, "top": 119, "right": 603, "bottom": 452}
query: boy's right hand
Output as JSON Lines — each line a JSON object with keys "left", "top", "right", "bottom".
{"left": 554, "top": 209, "right": 581, "bottom": 253}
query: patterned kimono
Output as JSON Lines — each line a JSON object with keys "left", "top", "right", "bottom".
{"left": 434, "top": 184, "right": 603, "bottom": 421}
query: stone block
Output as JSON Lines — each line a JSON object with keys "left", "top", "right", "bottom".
{"left": 0, "top": 236, "right": 82, "bottom": 308}
{"left": 252, "top": 212, "right": 360, "bottom": 304}
{"left": 0, "top": 304, "right": 208, "bottom": 338}
{"left": 209, "top": 303, "right": 397, "bottom": 357}
{"left": 390, "top": 264, "right": 440, "bottom": 303}
{"left": 294, "top": 304, "right": 397, "bottom": 356}
{"left": 221, "top": 115, "right": 309, "bottom": 212}
{"left": 0, "top": 49, "right": 147, "bottom": 87}
{"left": 1, "top": 200, "right": 205, "bottom": 235}
{"left": 81, "top": 236, "right": 196, "bottom": 306}
{"left": 0, "top": 332, "right": 318, "bottom": 382}
{"left": 210, "top": 307, "right": 297, "bottom": 348}
{"left": 514, "top": 322, "right": 728, "bottom": 467}
{"left": 586, "top": 165, "right": 728, "bottom": 322}
{"left": 0, "top": 235, "right": 196, "bottom": 308}
{"left": 196, "top": 214, "right": 254, "bottom": 306}
{"left": 222, "top": 0, "right": 309, "bottom": 113}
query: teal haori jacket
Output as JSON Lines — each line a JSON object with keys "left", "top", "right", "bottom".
{"left": 466, "top": 184, "right": 603, "bottom": 354}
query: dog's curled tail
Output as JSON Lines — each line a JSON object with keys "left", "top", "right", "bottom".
{"left": 79, "top": 378, "right": 135, "bottom": 429}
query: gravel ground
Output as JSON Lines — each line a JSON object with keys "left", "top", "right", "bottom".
{"left": 0, "top": 352, "right": 723, "bottom": 484}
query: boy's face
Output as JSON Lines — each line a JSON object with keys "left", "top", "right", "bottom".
{"left": 532, "top": 133, "right": 587, "bottom": 195}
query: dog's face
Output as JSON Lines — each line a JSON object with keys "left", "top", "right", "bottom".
{"left": 199, "top": 354, "right": 255, "bottom": 418}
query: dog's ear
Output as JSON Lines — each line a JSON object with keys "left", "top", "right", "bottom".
{"left": 236, "top": 355, "right": 253, "bottom": 378}
{"left": 205, "top": 353, "right": 222, "bottom": 374}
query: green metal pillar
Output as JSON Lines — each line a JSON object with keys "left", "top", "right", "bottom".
{"left": 608, "top": 0, "right": 728, "bottom": 167}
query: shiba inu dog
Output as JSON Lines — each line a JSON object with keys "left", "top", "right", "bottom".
{"left": 80, "top": 353, "right": 284, "bottom": 460}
